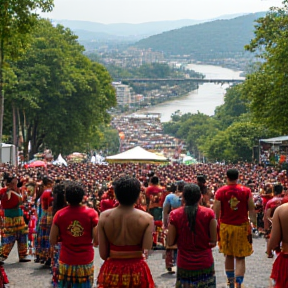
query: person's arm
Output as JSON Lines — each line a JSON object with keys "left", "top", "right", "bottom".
{"left": 49, "top": 223, "right": 59, "bottom": 246}
{"left": 248, "top": 196, "right": 257, "bottom": 226}
{"left": 93, "top": 226, "right": 98, "bottom": 247}
{"left": 167, "top": 223, "right": 177, "bottom": 246}
{"left": 98, "top": 213, "right": 109, "bottom": 260}
{"left": 209, "top": 218, "right": 217, "bottom": 247}
{"left": 162, "top": 197, "right": 171, "bottom": 229}
{"left": 142, "top": 215, "right": 154, "bottom": 251}
{"left": 267, "top": 207, "right": 282, "bottom": 256}
{"left": 213, "top": 199, "right": 221, "bottom": 221}
{"left": 266, "top": 208, "right": 273, "bottom": 224}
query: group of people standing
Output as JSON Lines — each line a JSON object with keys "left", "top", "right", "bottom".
{"left": 0, "top": 163, "right": 287, "bottom": 287}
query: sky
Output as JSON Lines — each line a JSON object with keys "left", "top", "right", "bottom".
{"left": 39, "top": 0, "right": 284, "bottom": 24}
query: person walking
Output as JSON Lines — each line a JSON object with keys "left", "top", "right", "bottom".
{"left": 96, "top": 175, "right": 155, "bottom": 288}
{"left": 49, "top": 181, "right": 98, "bottom": 288}
{"left": 167, "top": 183, "right": 217, "bottom": 288}
{"left": 214, "top": 168, "right": 256, "bottom": 288}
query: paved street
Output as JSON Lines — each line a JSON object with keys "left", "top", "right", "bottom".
{"left": 4, "top": 237, "right": 273, "bottom": 288}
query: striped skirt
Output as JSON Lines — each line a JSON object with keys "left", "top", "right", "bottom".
{"left": 58, "top": 260, "right": 94, "bottom": 288}
{"left": 176, "top": 265, "right": 216, "bottom": 288}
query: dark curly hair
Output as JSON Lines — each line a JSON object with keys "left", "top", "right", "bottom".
{"left": 65, "top": 181, "right": 85, "bottom": 206}
{"left": 52, "top": 181, "right": 71, "bottom": 215}
{"left": 113, "top": 176, "right": 140, "bottom": 206}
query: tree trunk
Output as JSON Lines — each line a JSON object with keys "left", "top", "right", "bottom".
{"left": 0, "top": 38, "right": 4, "bottom": 143}
{"left": 12, "top": 104, "right": 17, "bottom": 146}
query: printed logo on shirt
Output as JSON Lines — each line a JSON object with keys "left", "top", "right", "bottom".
{"left": 67, "top": 220, "right": 84, "bottom": 237}
{"left": 229, "top": 196, "right": 240, "bottom": 211}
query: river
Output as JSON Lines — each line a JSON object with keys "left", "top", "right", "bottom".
{"left": 137, "top": 63, "right": 245, "bottom": 122}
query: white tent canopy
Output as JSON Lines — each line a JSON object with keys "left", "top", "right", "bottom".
{"left": 91, "top": 154, "right": 105, "bottom": 164}
{"left": 105, "top": 146, "right": 168, "bottom": 163}
{"left": 53, "top": 154, "right": 67, "bottom": 166}
{"left": 260, "top": 136, "right": 288, "bottom": 143}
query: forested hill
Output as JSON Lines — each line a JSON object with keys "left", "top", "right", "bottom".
{"left": 134, "top": 12, "right": 266, "bottom": 61}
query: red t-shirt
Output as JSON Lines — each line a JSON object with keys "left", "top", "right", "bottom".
{"left": 53, "top": 205, "right": 98, "bottom": 265}
{"left": 146, "top": 185, "right": 164, "bottom": 208}
{"left": 169, "top": 206, "right": 215, "bottom": 270}
{"left": 1, "top": 189, "right": 21, "bottom": 209}
{"left": 41, "top": 189, "right": 53, "bottom": 211}
{"left": 215, "top": 184, "right": 252, "bottom": 225}
{"left": 265, "top": 196, "right": 283, "bottom": 217}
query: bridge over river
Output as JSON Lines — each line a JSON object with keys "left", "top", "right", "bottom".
{"left": 116, "top": 78, "right": 244, "bottom": 84}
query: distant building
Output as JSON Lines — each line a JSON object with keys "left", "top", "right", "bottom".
{"left": 113, "top": 83, "right": 132, "bottom": 106}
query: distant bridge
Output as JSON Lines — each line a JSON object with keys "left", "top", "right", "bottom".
{"left": 116, "top": 78, "right": 244, "bottom": 84}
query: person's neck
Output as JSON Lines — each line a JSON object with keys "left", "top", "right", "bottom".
{"left": 227, "top": 180, "right": 237, "bottom": 185}
{"left": 118, "top": 204, "right": 134, "bottom": 210}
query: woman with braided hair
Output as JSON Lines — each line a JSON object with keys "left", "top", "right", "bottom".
{"left": 167, "top": 183, "right": 217, "bottom": 288}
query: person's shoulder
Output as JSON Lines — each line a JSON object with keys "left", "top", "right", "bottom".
{"left": 170, "top": 206, "right": 183, "bottom": 217}
{"left": 84, "top": 206, "right": 98, "bottom": 216}
{"left": 199, "top": 205, "right": 214, "bottom": 214}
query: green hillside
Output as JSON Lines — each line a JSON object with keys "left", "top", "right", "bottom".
{"left": 134, "top": 12, "right": 266, "bottom": 61}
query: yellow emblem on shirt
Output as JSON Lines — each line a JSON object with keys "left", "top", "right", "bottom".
{"left": 229, "top": 196, "right": 240, "bottom": 211}
{"left": 67, "top": 220, "right": 84, "bottom": 237}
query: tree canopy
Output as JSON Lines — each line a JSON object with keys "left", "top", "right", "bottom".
{"left": 243, "top": 1, "right": 288, "bottom": 134}
{"left": 0, "top": 0, "right": 54, "bottom": 141}
{"left": 4, "top": 19, "right": 116, "bottom": 158}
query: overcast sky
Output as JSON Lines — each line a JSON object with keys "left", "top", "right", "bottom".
{"left": 39, "top": 0, "right": 284, "bottom": 24}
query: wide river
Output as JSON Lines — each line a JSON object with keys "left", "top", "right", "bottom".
{"left": 137, "top": 63, "right": 245, "bottom": 122}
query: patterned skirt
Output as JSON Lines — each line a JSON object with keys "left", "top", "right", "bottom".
{"left": 218, "top": 222, "right": 253, "bottom": 257}
{"left": 35, "top": 208, "right": 52, "bottom": 262}
{"left": 58, "top": 260, "right": 94, "bottom": 288}
{"left": 176, "top": 265, "right": 216, "bottom": 288}
{"left": 1, "top": 208, "right": 28, "bottom": 260}
{"left": 270, "top": 252, "right": 288, "bottom": 288}
{"left": 52, "top": 243, "right": 61, "bottom": 287}
{"left": 97, "top": 257, "right": 155, "bottom": 288}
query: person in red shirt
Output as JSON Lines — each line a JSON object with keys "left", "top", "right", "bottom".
{"left": 167, "top": 183, "right": 217, "bottom": 287}
{"left": 214, "top": 168, "right": 256, "bottom": 288}
{"left": 0, "top": 173, "right": 30, "bottom": 264}
{"left": 145, "top": 176, "right": 164, "bottom": 221}
{"left": 50, "top": 181, "right": 98, "bottom": 288}
{"left": 34, "top": 176, "right": 54, "bottom": 265}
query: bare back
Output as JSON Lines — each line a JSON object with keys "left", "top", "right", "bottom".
{"left": 269, "top": 203, "right": 288, "bottom": 253}
{"left": 277, "top": 203, "right": 288, "bottom": 246}
{"left": 101, "top": 206, "right": 153, "bottom": 247}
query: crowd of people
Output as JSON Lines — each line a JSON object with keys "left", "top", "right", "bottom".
{"left": 0, "top": 161, "right": 287, "bottom": 287}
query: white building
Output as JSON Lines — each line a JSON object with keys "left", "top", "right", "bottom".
{"left": 113, "top": 83, "right": 132, "bottom": 106}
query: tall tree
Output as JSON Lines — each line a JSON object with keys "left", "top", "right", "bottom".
{"left": 4, "top": 19, "right": 116, "bottom": 158}
{"left": 0, "top": 0, "right": 54, "bottom": 142}
{"left": 243, "top": 1, "right": 288, "bottom": 134}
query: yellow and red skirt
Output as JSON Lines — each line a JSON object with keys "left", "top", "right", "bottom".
{"left": 97, "top": 246, "right": 154, "bottom": 288}
{"left": 218, "top": 222, "right": 253, "bottom": 257}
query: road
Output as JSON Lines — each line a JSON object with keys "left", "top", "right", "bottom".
{"left": 3, "top": 237, "right": 272, "bottom": 288}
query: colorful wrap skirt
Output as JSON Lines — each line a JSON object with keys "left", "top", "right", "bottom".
{"left": 1, "top": 208, "right": 28, "bottom": 260}
{"left": 35, "top": 207, "right": 52, "bottom": 261}
{"left": 52, "top": 243, "right": 61, "bottom": 287}
{"left": 270, "top": 252, "right": 288, "bottom": 288}
{"left": 97, "top": 257, "right": 155, "bottom": 288}
{"left": 218, "top": 222, "right": 253, "bottom": 257}
{"left": 58, "top": 260, "right": 94, "bottom": 288}
{"left": 176, "top": 264, "right": 216, "bottom": 288}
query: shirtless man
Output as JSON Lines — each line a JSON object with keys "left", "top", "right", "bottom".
{"left": 96, "top": 176, "right": 155, "bottom": 288}
{"left": 267, "top": 202, "right": 288, "bottom": 287}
